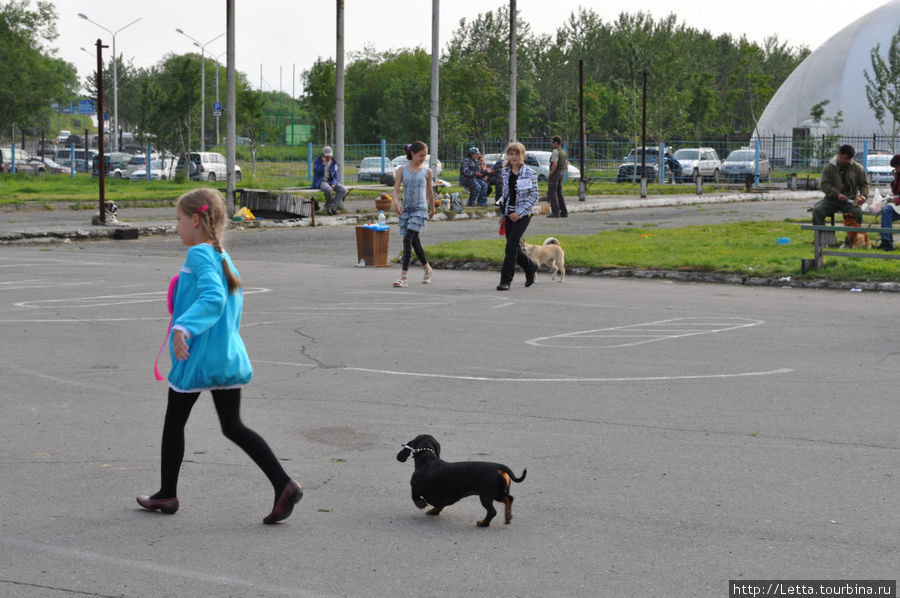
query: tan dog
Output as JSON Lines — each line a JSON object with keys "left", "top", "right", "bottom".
{"left": 521, "top": 237, "right": 565, "bottom": 282}
{"left": 842, "top": 213, "right": 871, "bottom": 249}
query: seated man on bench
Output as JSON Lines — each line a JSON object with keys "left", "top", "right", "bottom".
{"left": 459, "top": 147, "right": 487, "bottom": 207}
{"left": 311, "top": 146, "right": 348, "bottom": 215}
{"left": 814, "top": 144, "right": 868, "bottom": 245}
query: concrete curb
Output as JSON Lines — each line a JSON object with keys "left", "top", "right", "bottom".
{"left": 434, "top": 260, "right": 900, "bottom": 293}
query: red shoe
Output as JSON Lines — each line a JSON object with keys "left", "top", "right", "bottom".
{"left": 263, "top": 479, "right": 303, "bottom": 524}
{"left": 136, "top": 495, "right": 179, "bottom": 514}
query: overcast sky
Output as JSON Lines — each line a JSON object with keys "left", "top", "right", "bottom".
{"left": 50, "top": 0, "right": 892, "bottom": 97}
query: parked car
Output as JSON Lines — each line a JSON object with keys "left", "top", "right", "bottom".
{"left": 125, "top": 153, "right": 161, "bottom": 176}
{"left": 865, "top": 153, "right": 895, "bottom": 184}
{"left": 673, "top": 147, "right": 721, "bottom": 182}
{"left": 522, "top": 151, "right": 581, "bottom": 182}
{"left": 479, "top": 152, "right": 580, "bottom": 181}
{"left": 129, "top": 158, "right": 175, "bottom": 181}
{"left": 0, "top": 148, "right": 47, "bottom": 175}
{"left": 721, "top": 148, "right": 771, "bottom": 182}
{"left": 616, "top": 147, "right": 681, "bottom": 182}
{"left": 40, "top": 157, "right": 69, "bottom": 174}
{"left": 57, "top": 130, "right": 71, "bottom": 143}
{"left": 176, "top": 152, "right": 242, "bottom": 182}
{"left": 390, "top": 154, "right": 442, "bottom": 177}
{"left": 92, "top": 152, "right": 131, "bottom": 178}
{"left": 55, "top": 148, "right": 98, "bottom": 172}
{"left": 357, "top": 156, "right": 393, "bottom": 182}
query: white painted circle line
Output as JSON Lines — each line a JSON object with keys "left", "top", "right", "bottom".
{"left": 343, "top": 366, "right": 794, "bottom": 383}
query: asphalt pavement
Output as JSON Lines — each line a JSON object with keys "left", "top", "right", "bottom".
{"left": 1, "top": 188, "right": 897, "bottom": 597}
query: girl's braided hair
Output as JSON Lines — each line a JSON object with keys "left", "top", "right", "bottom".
{"left": 176, "top": 188, "right": 242, "bottom": 293}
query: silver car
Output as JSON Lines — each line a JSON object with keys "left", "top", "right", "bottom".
{"left": 357, "top": 156, "right": 393, "bottom": 182}
{"left": 391, "top": 154, "right": 442, "bottom": 177}
{"left": 129, "top": 159, "right": 174, "bottom": 181}
{"left": 673, "top": 147, "right": 721, "bottom": 182}
{"left": 722, "top": 148, "right": 771, "bottom": 182}
{"left": 865, "top": 154, "right": 895, "bottom": 184}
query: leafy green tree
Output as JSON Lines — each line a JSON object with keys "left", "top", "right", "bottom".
{"left": 864, "top": 24, "right": 900, "bottom": 144}
{"left": 237, "top": 89, "right": 265, "bottom": 175}
{"left": 301, "top": 58, "right": 336, "bottom": 144}
{"left": 0, "top": 0, "right": 78, "bottom": 140}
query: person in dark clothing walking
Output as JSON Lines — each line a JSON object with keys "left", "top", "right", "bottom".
{"left": 547, "top": 135, "right": 569, "bottom": 218}
{"left": 497, "top": 141, "right": 539, "bottom": 290}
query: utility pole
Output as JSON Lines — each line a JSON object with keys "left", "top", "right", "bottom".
{"left": 508, "top": 0, "right": 517, "bottom": 142}
{"left": 430, "top": 0, "right": 439, "bottom": 176}
{"left": 578, "top": 59, "right": 585, "bottom": 201}
{"left": 226, "top": 0, "right": 236, "bottom": 215}
{"left": 335, "top": 0, "right": 345, "bottom": 186}
{"left": 95, "top": 39, "right": 108, "bottom": 224}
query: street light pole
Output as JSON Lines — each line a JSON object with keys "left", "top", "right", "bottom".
{"left": 176, "top": 29, "right": 225, "bottom": 152}
{"left": 78, "top": 13, "right": 141, "bottom": 152}
{"left": 214, "top": 51, "right": 225, "bottom": 146}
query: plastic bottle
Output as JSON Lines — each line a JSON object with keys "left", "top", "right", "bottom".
{"left": 378, "top": 211, "right": 386, "bottom": 226}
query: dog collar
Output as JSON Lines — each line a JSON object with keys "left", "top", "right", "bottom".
{"left": 402, "top": 444, "right": 436, "bottom": 455}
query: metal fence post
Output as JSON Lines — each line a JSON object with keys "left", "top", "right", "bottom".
{"left": 659, "top": 142, "right": 665, "bottom": 185}
{"left": 307, "top": 142, "right": 313, "bottom": 182}
{"left": 754, "top": 137, "right": 761, "bottom": 188}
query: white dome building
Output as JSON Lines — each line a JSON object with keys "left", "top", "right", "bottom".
{"left": 757, "top": 0, "right": 900, "bottom": 137}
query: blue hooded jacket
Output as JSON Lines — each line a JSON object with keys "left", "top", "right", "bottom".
{"left": 311, "top": 155, "right": 340, "bottom": 189}
{"left": 168, "top": 243, "right": 253, "bottom": 393}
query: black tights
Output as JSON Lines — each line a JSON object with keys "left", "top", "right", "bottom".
{"left": 401, "top": 230, "right": 428, "bottom": 271}
{"left": 152, "top": 388, "right": 289, "bottom": 500}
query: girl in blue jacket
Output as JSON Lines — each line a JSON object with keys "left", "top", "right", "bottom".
{"left": 138, "top": 188, "right": 302, "bottom": 524}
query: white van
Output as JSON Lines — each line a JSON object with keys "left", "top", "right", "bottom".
{"left": 176, "top": 152, "right": 242, "bottom": 182}
{"left": 55, "top": 148, "right": 99, "bottom": 172}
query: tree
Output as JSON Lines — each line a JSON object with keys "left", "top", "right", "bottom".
{"left": 864, "top": 24, "right": 900, "bottom": 146}
{"left": 301, "top": 58, "right": 336, "bottom": 144}
{"left": 237, "top": 89, "right": 265, "bottom": 176}
{"left": 809, "top": 99, "right": 844, "bottom": 163}
{"left": 0, "top": 0, "right": 78, "bottom": 140}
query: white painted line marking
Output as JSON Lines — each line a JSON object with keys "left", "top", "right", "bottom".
{"left": 527, "top": 316, "right": 765, "bottom": 349}
{"left": 13, "top": 287, "right": 270, "bottom": 309}
{"left": 0, "top": 537, "right": 329, "bottom": 598}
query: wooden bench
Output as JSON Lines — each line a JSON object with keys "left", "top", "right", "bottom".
{"left": 799, "top": 224, "right": 900, "bottom": 273}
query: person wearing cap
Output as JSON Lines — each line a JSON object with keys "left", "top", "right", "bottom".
{"left": 311, "top": 146, "right": 348, "bottom": 215}
{"left": 459, "top": 146, "right": 488, "bottom": 207}
{"left": 815, "top": 144, "right": 867, "bottom": 228}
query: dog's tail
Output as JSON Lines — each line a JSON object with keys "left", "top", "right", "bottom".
{"left": 503, "top": 467, "right": 527, "bottom": 483}
{"left": 543, "top": 237, "right": 560, "bottom": 246}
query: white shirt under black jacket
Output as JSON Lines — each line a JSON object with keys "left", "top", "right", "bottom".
{"left": 501, "top": 164, "right": 539, "bottom": 217}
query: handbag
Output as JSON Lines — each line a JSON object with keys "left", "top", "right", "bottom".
{"left": 153, "top": 275, "right": 179, "bottom": 380}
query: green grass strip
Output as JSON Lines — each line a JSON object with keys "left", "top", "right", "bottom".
{"left": 426, "top": 220, "right": 900, "bottom": 281}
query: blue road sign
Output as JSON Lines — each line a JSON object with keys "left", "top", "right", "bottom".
{"left": 213, "top": 101, "right": 223, "bottom": 116}
{"left": 77, "top": 99, "right": 95, "bottom": 115}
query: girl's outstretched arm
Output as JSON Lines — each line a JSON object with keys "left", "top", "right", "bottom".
{"left": 426, "top": 169, "right": 435, "bottom": 218}
{"left": 392, "top": 167, "right": 404, "bottom": 214}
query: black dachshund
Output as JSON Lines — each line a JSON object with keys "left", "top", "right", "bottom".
{"left": 396, "top": 434, "right": 527, "bottom": 527}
